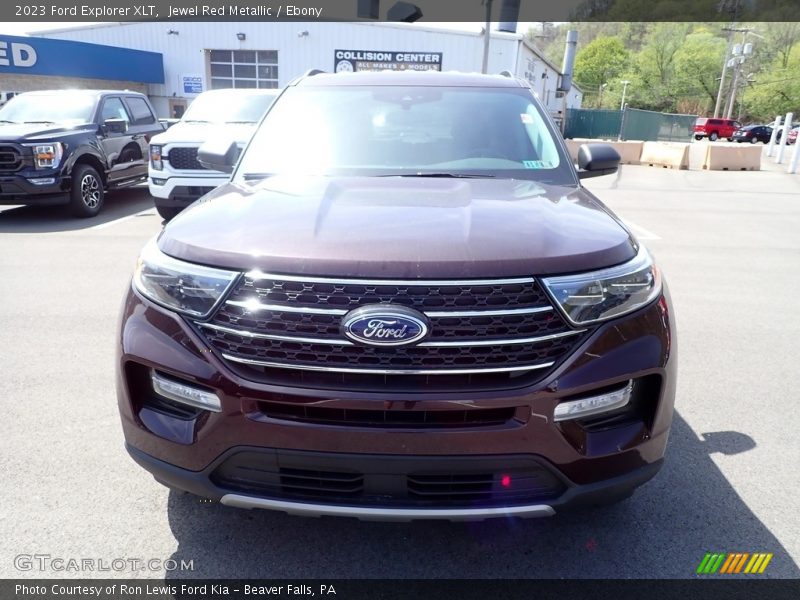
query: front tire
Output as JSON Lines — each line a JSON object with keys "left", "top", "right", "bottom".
{"left": 69, "top": 164, "right": 105, "bottom": 218}
{"left": 156, "top": 205, "right": 182, "bottom": 221}
{"left": 749, "top": 137, "right": 757, "bottom": 144}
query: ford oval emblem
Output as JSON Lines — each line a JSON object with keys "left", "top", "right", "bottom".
{"left": 342, "top": 305, "right": 429, "bottom": 347}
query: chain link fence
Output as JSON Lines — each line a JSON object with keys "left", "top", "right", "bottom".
{"left": 564, "top": 107, "right": 697, "bottom": 142}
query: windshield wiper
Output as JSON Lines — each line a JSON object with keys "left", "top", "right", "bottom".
{"left": 182, "top": 119, "right": 210, "bottom": 123}
{"left": 379, "top": 172, "right": 496, "bottom": 179}
{"left": 0, "top": 120, "right": 17, "bottom": 124}
{"left": 23, "top": 120, "right": 55, "bottom": 124}
{"left": 225, "top": 120, "right": 257, "bottom": 124}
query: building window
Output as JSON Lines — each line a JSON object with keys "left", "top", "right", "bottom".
{"left": 208, "top": 50, "right": 279, "bottom": 89}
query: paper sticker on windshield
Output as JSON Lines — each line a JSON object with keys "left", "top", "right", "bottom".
{"left": 520, "top": 113, "right": 534, "bottom": 124}
{"left": 523, "top": 160, "right": 546, "bottom": 169}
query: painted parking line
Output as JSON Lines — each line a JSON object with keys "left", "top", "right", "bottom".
{"left": 622, "top": 219, "right": 661, "bottom": 240}
{"left": 88, "top": 208, "right": 157, "bottom": 230}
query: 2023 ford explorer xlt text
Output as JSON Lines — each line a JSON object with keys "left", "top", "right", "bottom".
{"left": 117, "top": 71, "right": 676, "bottom": 521}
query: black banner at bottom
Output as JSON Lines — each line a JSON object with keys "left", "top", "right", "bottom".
{"left": 4, "top": 579, "right": 800, "bottom": 600}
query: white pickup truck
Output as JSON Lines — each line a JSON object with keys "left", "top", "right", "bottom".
{"left": 148, "top": 88, "right": 279, "bottom": 220}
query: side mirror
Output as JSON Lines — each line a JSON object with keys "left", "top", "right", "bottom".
{"left": 577, "top": 143, "right": 621, "bottom": 179}
{"left": 103, "top": 118, "right": 128, "bottom": 134}
{"left": 197, "top": 138, "right": 239, "bottom": 173}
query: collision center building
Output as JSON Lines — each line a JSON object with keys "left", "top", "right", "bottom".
{"left": 2, "top": 22, "right": 582, "bottom": 121}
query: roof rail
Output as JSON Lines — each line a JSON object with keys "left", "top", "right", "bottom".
{"left": 287, "top": 69, "right": 327, "bottom": 87}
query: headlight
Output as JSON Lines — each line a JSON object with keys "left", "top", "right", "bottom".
{"left": 26, "top": 142, "right": 63, "bottom": 169}
{"left": 132, "top": 238, "right": 239, "bottom": 318}
{"left": 150, "top": 144, "right": 163, "bottom": 170}
{"left": 541, "top": 246, "right": 661, "bottom": 325}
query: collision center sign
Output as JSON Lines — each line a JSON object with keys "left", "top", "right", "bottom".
{"left": 334, "top": 49, "right": 442, "bottom": 73}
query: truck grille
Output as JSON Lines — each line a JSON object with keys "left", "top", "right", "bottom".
{"left": 166, "top": 146, "right": 203, "bottom": 170}
{"left": 0, "top": 145, "right": 22, "bottom": 171}
{"left": 194, "top": 273, "right": 589, "bottom": 391}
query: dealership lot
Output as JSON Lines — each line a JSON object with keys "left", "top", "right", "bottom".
{"left": 1, "top": 165, "right": 798, "bottom": 579}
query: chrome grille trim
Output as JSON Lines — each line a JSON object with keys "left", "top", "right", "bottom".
{"left": 199, "top": 321, "right": 585, "bottom": 348}
{"left": 224, "top": 299, "right": 552, "bottom": 319}
{"left": 222, "top": 353, "right": 556, "bottom": 375}
{"left": 425, "top": 306, "right": 553, "bottom": 317}
{"left": 245, "top": 271, "right": 536, "bottom": 286}
{"left": 226, "top": 300, "right": 348, "bottom": 316}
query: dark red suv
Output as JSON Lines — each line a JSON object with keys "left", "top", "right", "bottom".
{"left": 693, "top": 117, "right": 741, "bottom": 141}
{"left": 117, "top": 71, "right": 677, "bottom": 521}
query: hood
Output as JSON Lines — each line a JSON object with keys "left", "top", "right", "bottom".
{"left": 0, "top": 122, "right": 95, "bottom": 142}
{"left": 150, "top": 121, "right": 258, "bottom": 146}
{"left": 158, "top": 175, "right": 636, "bottom": 279}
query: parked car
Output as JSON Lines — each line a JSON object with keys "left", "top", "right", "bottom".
{"left": 148, "top": 88, "right": 279, "bottom": 221}
{"left": 732, "top": 124, "right": 772, "bottom": 144}
{"left": 693, "top": 117, "right": 740, "bottom": 141}
{"left": 0, "top": 90, "right": 163, "bottom": 217}
{"left": 118, "top": 71, "right": 676, "bottom": 521}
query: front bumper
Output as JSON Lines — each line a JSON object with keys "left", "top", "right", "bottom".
{"left": 148, "top": 172, "right": 225, "bottom": 207}
{"left": 117, "top": 286, "right": 677, "bottom": 519}
{"left": 0, "top": 172, "right": 69, "bottom": 205}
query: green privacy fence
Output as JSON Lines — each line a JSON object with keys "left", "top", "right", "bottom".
{"left": 621, "top": 108, "right": 697, "bottom": 142}
{"left": 564, "top": 107, "right": 698, "bottom": 142}
{"left": 563, "top": 109, "right": 622, "bottom": 140}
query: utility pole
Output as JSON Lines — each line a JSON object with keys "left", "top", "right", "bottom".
{"left": 598, "top": 83, "right": 607, "bottom": 108}
{"left": 620, "top": 80, "right": 630, "bottom": 111}
{"left": 713, "top": 27, "right": 735, "bottom": 118}
{"left": 481, "top": 0, "right": 493, "bottom": 74}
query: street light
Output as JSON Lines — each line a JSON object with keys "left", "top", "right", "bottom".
{"left": 620, "top": 80, "right": 631, "bottom": 111}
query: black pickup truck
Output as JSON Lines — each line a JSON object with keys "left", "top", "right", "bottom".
{"left": 0, "top": 90, "right": 164, "bottom": 217}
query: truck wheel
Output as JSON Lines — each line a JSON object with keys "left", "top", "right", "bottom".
{"left": 694, "top": 135, "right": 703, "bottom": 141}
{"left": 69, "top": 164, "right": 105, "bottom": 218}
{"left": 709, "top": 132, "right": 719, "bottom": 141}
{"left": 156, "top": 205, "right": 182, "bottom": 221}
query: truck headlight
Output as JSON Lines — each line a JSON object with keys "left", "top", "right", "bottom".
{"left": 541, "top": 246, "right": 661, "bottom": 325}
{"left": 150, "top": 144, "right": 163, "bottom": 170}
{"left": 27, "top": 143, "right": 63, "bottom": 169}
{"left": 133, "top": 237, "right": 239, "bottom": 318}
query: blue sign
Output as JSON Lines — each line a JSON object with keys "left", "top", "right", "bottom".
{"left": 182, "top": 76, "right": 203, "bottom": 94}
{"left": 0, "top": 34, "right": 164, "bottom": 84}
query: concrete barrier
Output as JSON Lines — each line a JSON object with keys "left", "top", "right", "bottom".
{"left": 702, "top": 143, "right": 762, "bottom": 171}
{"left": 639, "top": 142, "right": 690, "bottom": 170}
{"left": 565, "top": 139, "right": 642, "bottom": 165}
{"left": 608, "top": 140, "right": 644, "bottom": 165}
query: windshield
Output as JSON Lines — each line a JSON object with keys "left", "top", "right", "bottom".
{"left": 182, "top": 91, "right": 277, "bottom": 124}
{"left": 234, "top": 85, "right": 573, "bottom": 184}
{"left": 0, "top": 94, "right": 96, "bottom": 124}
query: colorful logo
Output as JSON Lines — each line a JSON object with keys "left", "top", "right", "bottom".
{"left": 696, "top": 552, "right": 773, "bottom": 575}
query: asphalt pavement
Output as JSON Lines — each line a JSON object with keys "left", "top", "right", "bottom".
{"left": 1, "top": 166, "right": 799, "bottom": 579}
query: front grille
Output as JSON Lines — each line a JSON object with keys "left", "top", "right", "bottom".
{"left": 0, "top": 145, "right": 22, "bottom": 171}
{"left": 210, "top": 450, "right": 567, "bottom": 508}
{"left": 194, "top": 273, "right": 589, "bottom": 391}
{"left": 256, "top": 401, "right": 519, "bottom": 428}
{"left": 166, "top": 146, "right": 203, "bottom": 170}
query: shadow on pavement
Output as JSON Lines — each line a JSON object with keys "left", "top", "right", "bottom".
{"left": 163, "top": 412, "right": 798, "bottom": 579}
{"left": 0, "top": 186, "right": 155, "bottom": 234}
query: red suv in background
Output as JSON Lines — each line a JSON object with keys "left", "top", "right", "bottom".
{"left": 693, "top": 117, "right": 740, "bottom": 141}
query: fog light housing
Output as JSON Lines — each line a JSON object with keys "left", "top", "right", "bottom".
{"left": 151, "top": 177, "right": 166, "bottom": 185}
{"left": 151, "top": 370, "right": 221, "bottom": 413}
{"left": 553, "top": 381, "right": 633, "bottom": 422}
{"left": 28, "top": 177, "right": 56, "bottom": 185}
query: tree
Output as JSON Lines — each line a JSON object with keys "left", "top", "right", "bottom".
{"left": 573, "top": 37, "right": 629, "bottom": 107}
